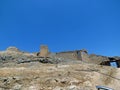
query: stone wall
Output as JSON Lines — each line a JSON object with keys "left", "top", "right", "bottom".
{"left": 89, "top": 54, "right": 109, "bottom": 64}
{"left": 56, "top": 51, "right": 77, "bottom": 60}
{"left": 56, "top": 49, "right": 90, "bottom": 62}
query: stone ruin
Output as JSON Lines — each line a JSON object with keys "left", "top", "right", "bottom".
{"left": 38, "top": 45, "right": 49, "bottom": 57}
{"left": 35, "top": 45, "right": 91, "bottom": 64}
{"left": 38, "top": 45, "right": 120, "bottom": 68}
{"left": 55, "top": 49, "right": 90, "bottom": 62}
{"left": 77, "top": 49, "right": 90, "bottom": 61}
{"left": 1, "top": 45, "right": 120, "bottom": 68}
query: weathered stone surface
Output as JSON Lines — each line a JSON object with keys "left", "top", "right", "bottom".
{"left": 0, "top": 46, "right": 119, "bottom": 89}
{"left": 39, "top": 45, "right": 49, "bottom": 57}
{"left": 6, "top": 47, "right": 20, "bottom": 52}
{"left": 56, "top": 49, "right": 90, "bottom": 62}
{"left": 89, "top": 54, "right": 109, "bottom": 64}
{"left": 0, "top": 63, "right": 118, "bottom": 90}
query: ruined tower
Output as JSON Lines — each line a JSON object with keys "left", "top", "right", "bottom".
{"left": 39, "top": 45, "right": 49, "bottom": 57}
{"left": 76, "top": 49, "right": 90, "bottom": 62}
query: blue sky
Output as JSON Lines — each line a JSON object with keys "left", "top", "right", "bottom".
{"left": 0, "top": 0, "right": 120, "bottom": 56}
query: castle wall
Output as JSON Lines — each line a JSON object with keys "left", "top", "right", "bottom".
{"left": 89, "top": 54, "right": 109, "bottom": 64}
{"left": 56, "top": 50, "right": 90, "bottom": 61}
{"left": 56, "top": 51, "right": 78, "bottom": 60}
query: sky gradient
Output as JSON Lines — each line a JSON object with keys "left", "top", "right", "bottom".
{"left": 0, "top": 0, "right": 120, "bottom": 56}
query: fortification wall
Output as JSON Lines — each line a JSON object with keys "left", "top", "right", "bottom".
{"left": 56, "top": 50, "right": 90, "bottom": 61}
{"left": 89, "top": 54, "right": 109, "bottom": 64}
{"left": 56, "top": 51, "right": 78, "bottom": 60}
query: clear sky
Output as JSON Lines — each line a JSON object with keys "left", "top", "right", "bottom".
{"left": 0, "top": 0, "right": 120, "bottom": 56}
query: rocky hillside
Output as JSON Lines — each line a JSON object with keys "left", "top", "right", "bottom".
{"left": 0, "top": 47, "right": 119, "bottom": 90}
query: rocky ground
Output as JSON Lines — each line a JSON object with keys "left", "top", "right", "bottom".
{"left": 0, "top": 47, "right": 119, "bottom": 90}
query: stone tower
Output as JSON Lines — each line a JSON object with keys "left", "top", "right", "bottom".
{"left": 39, "top": 45, "right": 49, "bottom": 57}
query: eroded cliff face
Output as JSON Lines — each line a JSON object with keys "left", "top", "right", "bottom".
{"left": 0, "top": 47, "right": 119, "bottom": 90}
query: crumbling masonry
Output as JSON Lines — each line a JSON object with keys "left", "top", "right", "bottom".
{"left": 38, "top": 45, "right": 49, "bottom": 57}
{"left": 37, "top": 45, "right": 120, "bottom": 68}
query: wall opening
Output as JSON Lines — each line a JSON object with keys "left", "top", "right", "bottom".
{"left": 110, "top": 61, "right": 118, "bottom": 68}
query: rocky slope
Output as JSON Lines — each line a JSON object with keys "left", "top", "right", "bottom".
{"left": 0, "top": 47, "right": 119, "bottom": 90}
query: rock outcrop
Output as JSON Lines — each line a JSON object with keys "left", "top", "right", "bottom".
{"left": 6, "top": 47, "right": 21, "bottom": 52}
{"left": 0, "top": 46, "right": 119, "bottom": 89}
